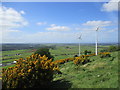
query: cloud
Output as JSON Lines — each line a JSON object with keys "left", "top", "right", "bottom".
{"left": 75, "top": 27, "right": 97, "bottom": 31}
{"left": 50, "top": 24, "right": 56, "bottom": 27}
{"left": 5, "top": 30, "right": 21, "bottom": 33}
{"left": 0, "top": 6, "right": 28, "bottom": 30}
{"left": 46, "top": 24, "right": 70, "bottom": 31}
{"left": 102, "top": 0, "right": 119, "bottom": 12}
{"left": 2, "top": 31, "right": 80, "bottom": 43}
{"left": 82, "top": 20, "right": 112, "bottom": 27}
{"left": 107, "top": 28, "right": 117, "bottom": 33}
{"left": 75, "top": 20, "right": 115, "bottom": 36}
{"left": 0, "top": 6, "right": 28, "bottom": 43}
{"left": 108, "top": 29, "right": 115, "bottom": 33}
{"left": 2, "top": 29, "right": 117, "bottom": 43}
{"left": 20, "top": 10, "right": 25, "bottom": 14}
{"left": 36, "top": 22, "right": 47, "bottom": 26}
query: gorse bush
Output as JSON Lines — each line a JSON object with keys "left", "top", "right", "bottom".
{"left": 53, "top": 54, "right": 94, "bottom": 66}
{"left": 2, "top": 54, "right": 59, "bottom": 88}
{"left": 53, "top": 57, "right": 74, "bottom": 65}
{"left": 73, "top": 55, "right": 90, "bottom": 65}
{"left": 99, "top": 52, "right": 111, "bottom": 58}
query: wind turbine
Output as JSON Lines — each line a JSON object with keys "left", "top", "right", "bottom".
{"left": 78, "top": 34, "right": 82, "bottom": 56}
{"left": 95, "top": 27, "right": 99, "bottom": 55}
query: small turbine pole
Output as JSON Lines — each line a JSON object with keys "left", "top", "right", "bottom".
{"left": 95, "top": 27, "right": 99, "bottom": 55}
{"left": 78, "top": 34, "right": 82, "bottom": 56}
{"left": 79, "top": 38, "right": 80, "bottom": 56}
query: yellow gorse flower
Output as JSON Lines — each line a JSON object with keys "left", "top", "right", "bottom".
{"left": 28, "top": 69, "right": 32, "bottom": 73}
{"left": 2, "top": 54, "right": 60, "bottom": 88}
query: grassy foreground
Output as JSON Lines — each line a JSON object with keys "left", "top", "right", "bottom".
{"left": 52, "top": 51, "right": 118, "bottom": 88}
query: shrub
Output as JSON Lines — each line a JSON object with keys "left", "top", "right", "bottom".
{"left": 84, "top": 53, "right": 95, "bottom": 57}
{"left": 99, "top": 52, "right": 111, "bottom": 58}
{"left": 34, "top": 48, "right": 54, "bottom": 60}
{"left": 100, "top": 45, "right": 120, "bottom": 52}
{"left": 53, "top": 57, "right": 74, "bottom": 65}
{"left": 100, "top": 49, "right": 107, "bottom": 52}
{"left": 108, "top": 46, "right": 117, "bottom": 52}
{"left": 84, "top": 50, "right": 92, "bottom": 55}
{"left": 2, "top": 54, "right": 59, "bottom": 88}
{"left": 74, "top": 55, "right": 78, "bottom": 57}
{"left": 84, "top": 50, "right": 88, "bottom": 55}
{"left": 73, "top": 55, "right": 90, "bottom": 65}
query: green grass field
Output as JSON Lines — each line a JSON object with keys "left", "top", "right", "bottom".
{"left": 0, "top": 45, "right": 114, "bottom": 69}
{"left": 1, "top": 45, "right": 118, "bottom": 88}
{"left": 50, "top": 45, "right": 106, "bottom": 60}
{"left": 1, "top": 49, "right": 34, "bottom": 68}
{"left": 1, "top": 45, "right": 104, "bottom": 67}
{"left": 52, "top": 51, "right": 118, "bottom": 88}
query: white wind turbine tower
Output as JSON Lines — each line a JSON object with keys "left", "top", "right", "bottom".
{"left": 78, "top": 34, "right": 82, "bottom": 56}
{"left": 95, "top": 27, "right": 99, "bottom": 55}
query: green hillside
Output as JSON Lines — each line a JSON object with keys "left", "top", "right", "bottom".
{"left": 52, "top": 51, "right": 118, "bottom": 88}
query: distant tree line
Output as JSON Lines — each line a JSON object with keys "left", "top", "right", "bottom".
{"left": 100, "top": 45, "right": 120, "bottom": 52}
{"left": 2, "top": 44, "right": 56, "bottom": 51}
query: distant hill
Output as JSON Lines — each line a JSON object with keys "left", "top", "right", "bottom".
{"left": 1, "top": 43, "right": 118, "bottom": 51}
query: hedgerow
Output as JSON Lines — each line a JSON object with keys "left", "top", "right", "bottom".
{"left": 73, "top": 55, "right": 90, "bottom": 65}
{"left": 99, "top": 52, "right": 111, "bottom": 58}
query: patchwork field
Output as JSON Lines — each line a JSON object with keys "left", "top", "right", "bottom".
{"left": 1, "top": 45, "right": 106, "bottom": 68}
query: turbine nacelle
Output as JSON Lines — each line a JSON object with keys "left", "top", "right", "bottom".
{"left": 96, "top": 27, "right": 99, "bottom": 31}
{"left": 78, "top": 34, "right": 82, "bottom": 40}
